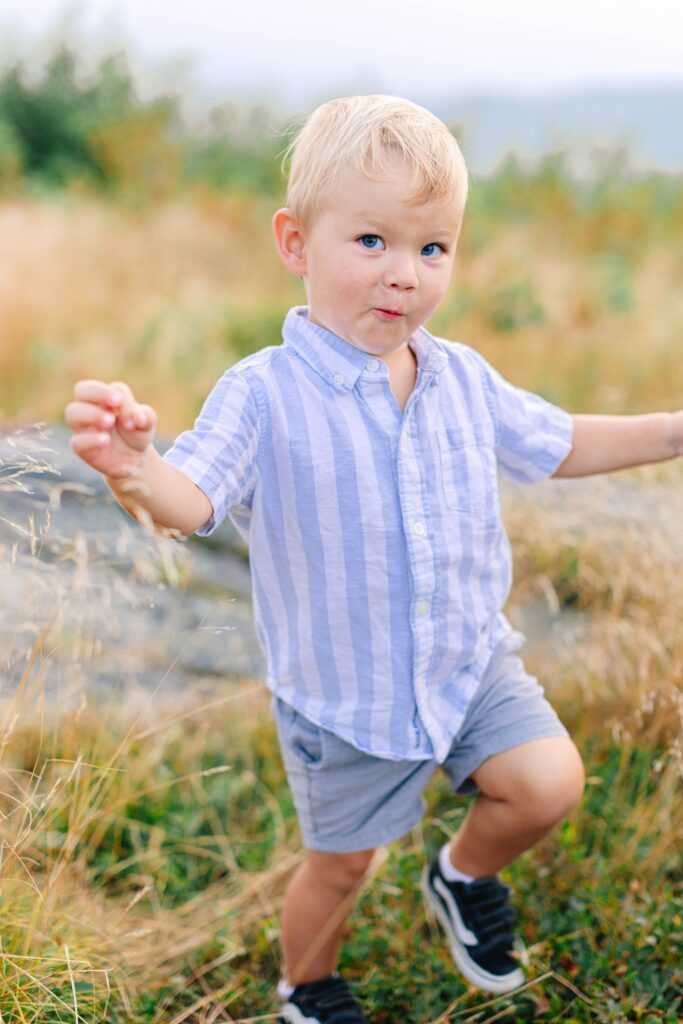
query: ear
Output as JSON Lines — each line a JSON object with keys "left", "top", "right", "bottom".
{"left": 272, "top": 208, "right": 307, "bottom": 278}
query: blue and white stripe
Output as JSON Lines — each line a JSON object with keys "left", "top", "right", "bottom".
{"left": 163, "top": 306, "right": 573, "bottom": 762}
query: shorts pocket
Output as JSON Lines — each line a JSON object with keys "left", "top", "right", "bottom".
{"left": 438, "top": 423, "right": 498, "bottom": 517}
{"left": 279, "top": 700, "right": 325, "bottom": 768}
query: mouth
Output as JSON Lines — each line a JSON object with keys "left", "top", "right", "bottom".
{"left": 373, "top": 308, "right": 405, "bottom": 321}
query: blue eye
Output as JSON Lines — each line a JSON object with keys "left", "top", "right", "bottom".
{"left": 359, "top": 235, "right": 385, "bottom": 250}
{"left": 421, "top": 242, "right": 444, "bottom": 257}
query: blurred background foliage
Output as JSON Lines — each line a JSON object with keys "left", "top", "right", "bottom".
{"left": 0, "top": 41, "right": 284, "bottom": 201}
{"left": 2, "top": 37, "right": 683, "bottom": 221}
{"left": 0, "top": 38, "right": 682, "bottom": 430}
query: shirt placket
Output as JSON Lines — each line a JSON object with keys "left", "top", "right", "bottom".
{"left": 397, "top": 376, "right": 440, "bottom": 754}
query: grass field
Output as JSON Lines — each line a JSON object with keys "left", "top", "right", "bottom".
{"left": 1, "top": 476, "right": 682, "bottom": 1022}
{"left": 1, "top": 164, "right": 682, "bottom": 1021}
{"left": 1, "top": 163, "right": 683, "bottom": 427}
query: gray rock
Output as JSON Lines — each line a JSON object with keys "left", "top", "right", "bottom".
{"left": 1, "top": 423, "right": 264, "bottom": 708}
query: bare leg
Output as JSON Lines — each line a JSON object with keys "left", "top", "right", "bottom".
{"left": 280, "top": 848, "right": 375, "bottom": 987}
{"left": 447, "top": 736, "right": 585, "bottom": 877}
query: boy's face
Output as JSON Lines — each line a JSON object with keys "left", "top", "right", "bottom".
{"left": 276, "top": 161, "right": 464, "bottom": 361}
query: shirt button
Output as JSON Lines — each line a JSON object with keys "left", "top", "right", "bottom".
{"left": 416, "top": 600, "right": 430, "bottom": 616}
{"left": 366, "top": 359, "right": 380, "bottom": 372}
{"left": 333, "top": 373, "right": 345, "bottom": 386}
{"left": 400, "top": 432, "right": 408, "bottom": 446}
{"left": 413, "top": 522, "right": 425, "bottom": 536}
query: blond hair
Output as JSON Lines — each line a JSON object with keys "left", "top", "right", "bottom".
{"left": 282, "top": 94, "right": 468, "bottom": 226}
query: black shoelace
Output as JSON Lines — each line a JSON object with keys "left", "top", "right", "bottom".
{"left": 457, "top": 877, "right": 517, "bottom": 956}
{"left": 295, "top": 974, "right": 366, "bottom": 1024}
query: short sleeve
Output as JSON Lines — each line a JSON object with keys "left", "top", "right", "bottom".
{"left": 162, "top": 371, "right": 260, "bottom": 535}
{"left": 472, "top": 350, "right": 574, "bottom": 482}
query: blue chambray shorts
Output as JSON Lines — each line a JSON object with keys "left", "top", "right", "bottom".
{"left": 271, "top": 637, "right": 569, "bottom": 853}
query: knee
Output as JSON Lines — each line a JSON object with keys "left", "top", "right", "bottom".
{"left": 307, "top": 848, "right": 375, "bottom": 893}
{"left": 515, "top": 740, "right": 585, "bottom": 829}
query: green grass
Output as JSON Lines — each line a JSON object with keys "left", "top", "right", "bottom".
{"left": 0, "top": 647, "right": 679, "bottom": 1021}
{"left": 1, "top": 470, "right": 681, "bottom": 1022}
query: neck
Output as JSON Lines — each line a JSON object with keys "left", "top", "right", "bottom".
{"left": 379, "top": 342, "right": 417, "bottom": 373}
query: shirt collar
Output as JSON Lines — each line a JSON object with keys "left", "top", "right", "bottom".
{"left": 282, "top": 306, "right": 448, "bottom": 392}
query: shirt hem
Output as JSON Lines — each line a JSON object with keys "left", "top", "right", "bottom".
{"left": 267, "top": 684, "right": 435, "bottom": 762}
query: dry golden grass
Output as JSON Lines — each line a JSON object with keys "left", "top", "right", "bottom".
{"left": 503, "top": 468, "right": 683, "bottom": 747}
{"left": 0, "top": 663, "right": 282, "bottom": 1021}
{"left": 1, "top": 184, "right": 682, "bottom": 1018}
{"left": 1, "top": 188, "right": 682, "bottom": 434}
{"left": 0, "top": 192, "right": 296, "bottom": 429}
{"left": 0, "top": 466, "right": 681, "bottom": 1019}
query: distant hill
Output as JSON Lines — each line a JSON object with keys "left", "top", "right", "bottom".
{"left": 427, "top": 86, "right": 683, "bottom": 173}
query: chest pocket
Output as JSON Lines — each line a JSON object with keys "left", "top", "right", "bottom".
{"left": 438, "top": 422, "right": 499, "bottom": 517}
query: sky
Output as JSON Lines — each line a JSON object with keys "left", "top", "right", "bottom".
{"left": 2, "top": 0, "right": 683, "bottom": 113}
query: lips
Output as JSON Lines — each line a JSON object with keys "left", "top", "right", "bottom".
{"left": 373, "top": 308, "right": 405, "bottom": 320}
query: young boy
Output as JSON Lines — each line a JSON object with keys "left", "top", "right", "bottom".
{"left": 65, "top": 95, "right": 683, "bottom": 1023}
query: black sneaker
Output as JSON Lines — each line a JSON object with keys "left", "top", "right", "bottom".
{"left": 277, "top": 972, "right": 370, "bottom": 1023}
{"left": 421, "top": 860, "right": 527, "bottom": 994}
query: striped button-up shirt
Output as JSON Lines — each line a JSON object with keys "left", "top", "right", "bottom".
{"left": 163, "top": 306, "right": 573, "bottom": 762}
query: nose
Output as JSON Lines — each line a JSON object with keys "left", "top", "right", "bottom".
{"left": 382, "top": 250, "right": 418, "bottom": 290}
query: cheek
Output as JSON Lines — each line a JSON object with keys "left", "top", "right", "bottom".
{"left": 423, "top": 267, "right": 452, "bottom": 303}
{"left": 306, "top": 247, "right": 376, "bottom": 310}
{"left": 311, "top": 253, "right": 354, "bottom": 290}
{"left": 324, "top": 266, "right": 370, "bottom": 305}
{"left": 344, "top": 256, "right": 377, "bottom": 289}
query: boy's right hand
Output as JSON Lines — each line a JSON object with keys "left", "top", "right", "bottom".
{"left": 65, "top": 380, "right": 158, "bottom": 479}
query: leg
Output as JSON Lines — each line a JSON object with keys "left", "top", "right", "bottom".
{"left": 447, "top": 736, "right": 585, "bottom": 877}
{"left": 280, "top": 847, "right": 375, "bottom": 987}
{"left": 422, "top": 736, "right": 584, "bottom": 993}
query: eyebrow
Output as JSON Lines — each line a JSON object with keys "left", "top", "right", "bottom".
{"left": 350, "top": 214, "right": 387, "bottom": 228}
{"left": 351, "top": 214, "right": 456, "bottom": 234}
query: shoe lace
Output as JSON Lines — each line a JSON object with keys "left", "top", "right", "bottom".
{"left": 303, "top": 975, "right": 366, "bottom": 1024}
{"left": 463, "top": 877, "right": 517, "bottom": 956}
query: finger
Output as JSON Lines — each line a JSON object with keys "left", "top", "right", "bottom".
{"left": 65, "top": 401, "right": 117, "bottom": 430}
{"left": 108, "top": 381, "right": 135, "bottom": 405}
{"left": 69, "top": 430, "right": 111, "bottom": 454}
{"left": 118, "top": 402, "right": 156, "bottom": 432}
{"left": 143, "top": 404, "right": 158, "bottom": 430}
{"left": 73, "top": 380, "right": 123, "bottom": 408}
{"left": 72, "top": 379, "right": 139, "bottom": 417}
{"left": 108, "top": 381, "right": 144, "bottom": 424}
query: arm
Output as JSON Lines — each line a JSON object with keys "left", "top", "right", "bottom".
{"left": 66, "top": 379, "right": 213, "bottom": 537}
{"left": 553, "top": 411, "right": 683, "bottom": 478}
{"left": 106, "top": 446, "right": 213, "bottom": 536}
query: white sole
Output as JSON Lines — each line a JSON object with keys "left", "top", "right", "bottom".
{"left": 421, "top": 866, "right": 526, "bottom": 995}
{"left": 278, "top": 1002, "right": 322, "bottom": 1023}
